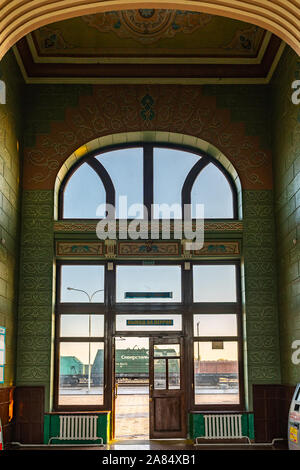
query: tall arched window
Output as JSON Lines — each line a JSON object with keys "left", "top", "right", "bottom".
{"left": 56, "top": 143, "right": 243, "bottom": 415}
{"left": 59, "top": 144, "right": 237, "bottom": 220}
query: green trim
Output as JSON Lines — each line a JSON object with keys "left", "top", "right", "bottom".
{"left": 188, "top": 412, "right": 255, "bottom": 440}
{"left": 44, "top": 412, "right": 110, "bottom": 445}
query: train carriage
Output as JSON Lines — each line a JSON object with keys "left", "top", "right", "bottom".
{"left": 60, "top": 349, "right": 237, "bottom": 387}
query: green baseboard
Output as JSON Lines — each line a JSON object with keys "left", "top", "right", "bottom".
{"left": 188, "top": 412, "right": 254, "bottom": 440}
{"left": 44, "top": 412, "right": 111, "bottom": 445}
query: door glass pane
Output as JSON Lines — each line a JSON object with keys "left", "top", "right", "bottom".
{"left": 154, "top": 359, "right": 166, "bottom": 389}
{"left": 96, "top": 148, "right": 143, "bottom": 219}
{"left": 60, "top": 265, "right": 105, "bottom": 303}
{"left": 154, "top": 344, "right": 180, "bottom": 357}
{"left": 58, "top": 342, "right": 104, "bottom": 406}
{"left": 116, "top": 265, "right": 181, "bottom": 303}
{"left": 194, "top": 341, "right": 239, "bottom": 405}
{"left": 115, "top": 337, "right": 149, "bottom": 385}
{"left": 191, "top": 163, "right": 234, "bottom": 218}
{"left": 60, "top": 315, "right": 104, "bottom": 337}
{"left": 116, "top": 314, "right": 182, "bottom": 332}
{"left": 193, "top": 265, "right": 237, "bottom": 302}
{"left": 168, "top": 359, "right": 180, "bottom": 389}
{"left": 153, "top": 148, "right": 200, "bottom": 218}
{"left": 193, "top": 314, "right": 237, "bottom": 337}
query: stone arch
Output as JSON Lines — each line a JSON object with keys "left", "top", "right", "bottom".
{"left": 0, "top": 1, "right": 299, "bottom": 60}
{"left": 53, "top": 130, "right": 243, "bottom": 220}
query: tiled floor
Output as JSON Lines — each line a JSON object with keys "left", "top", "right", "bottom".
{"left": 8, "top": 439, "right": 288, "bottom": 451}
{"left": 107, "top": 439, "right": 287, "bottom": 450}
{"left": 115, "top": 394, "right": 149, "bottom": 440}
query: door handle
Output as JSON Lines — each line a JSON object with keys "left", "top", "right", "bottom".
{"left": 115, "top": 383, "right": 118, "bottom": 398}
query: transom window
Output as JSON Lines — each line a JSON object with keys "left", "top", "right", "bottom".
{"left": 60, "top": 144, "right": 237, "bottom": 220}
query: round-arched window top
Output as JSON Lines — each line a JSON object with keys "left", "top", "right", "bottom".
{"left": 60, "top": 144, "right": 237, "bottom": 220}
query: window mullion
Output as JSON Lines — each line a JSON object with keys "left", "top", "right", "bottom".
{"left": 143, "top": 144, "right": 153, "bottom": 220}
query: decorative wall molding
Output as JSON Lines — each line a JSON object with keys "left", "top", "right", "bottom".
{"left": 192, "top": 241, "right": 240, "bottom": 256}
{"left": 13, "top": 29, "right": 284, "bottom": 84}
{"left": 56, "top": 241, "right": 104, "bottom": 257}
{"left": 24, "top": 86, "right": 273, "bottom": 192}
{"left": 53, "top": 220, "right": 244, "bottom": 233}
{"left": 55, "top": 239, "right": 241, "bottom": 259}
{"left": 117, "top": 241, "right": 181, "bottom": 257}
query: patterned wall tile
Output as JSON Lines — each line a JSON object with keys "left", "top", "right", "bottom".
{"left": 16, "top": 190, "right": 54, "bottom": 408}
{"left": 23, "top": 84, "right": 273, "bottom": 191}
{"left": 242, "top": 189, "right": 281, "bottom": 404}
{"left": 271, "top": 47, "right": 300, "bottom": 386}
{"left": 0, "top": 50, "right": 23, "bottom": 387}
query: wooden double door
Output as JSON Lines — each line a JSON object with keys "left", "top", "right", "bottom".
{"left": 113, "top": 336, "right": 186, "bottom": 439}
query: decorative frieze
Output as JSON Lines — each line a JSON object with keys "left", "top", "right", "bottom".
{"left": 54, "top": 220, "right": 243, "bottom": 234}
{"left": 56, "top": 241, "right": 104, "bottom": 257}
{"left": 55, "top": 239, "right": 240, "bottom": 258}
{"left": 192, "top": 241, "right": 240, "bottom": 256}
{"left": 118, "top": 241, "right": 180, "bottom": 257}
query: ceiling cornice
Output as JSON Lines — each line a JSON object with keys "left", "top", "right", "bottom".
{"left": 13, "top": 32, "right": 285, "bottom": 84}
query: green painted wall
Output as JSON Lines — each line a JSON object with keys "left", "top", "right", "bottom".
{"left": 0, "top": 51, "right": 23, "bottom": 387}
{"left": 24, "top": 84, "right": 93, "bottom": 148}
{"left": 202, "top": 84, "right": 271, "bottom": 151}
{"left": 17, "top": 190, "right": 54, "bottom": 409}
{"left": 242, "top": 190, "right": 280, "bottom": 407}
{"left": 271, "top": 47, "right": 300, "bottom": 385}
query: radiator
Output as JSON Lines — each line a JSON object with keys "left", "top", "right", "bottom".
{"left": 204, "top": 414, "right": 243, "bottom": 439}
{"left": 48, "top": 415, "right": 103, "bottom": 445}
{"left": 195, "top": 413, "right": 252, "bottom": 445}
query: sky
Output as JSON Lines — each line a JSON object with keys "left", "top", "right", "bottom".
{"left": 63, "top": 147, "right": 233, "bottom": 219}
{"left": 60, "top": 264, "right": 237, "bottom": 303}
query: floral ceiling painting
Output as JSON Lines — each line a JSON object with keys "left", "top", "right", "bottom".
{"left": 32, "top": 10, "right": 265, "bottom": 58}
{"left": 15, "top": 9, "right": 282, "bottom": 82}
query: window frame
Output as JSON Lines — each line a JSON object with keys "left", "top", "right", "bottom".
{"left": 56, "top": 139, "right": 242, "bottom": 412}
{"left": 190, "top": 260, "right": 244, "bottom": 411}
{"left": 54, "top": 260, "right": 244, "bottom": 412}
{"left": 54, "top": 261, "right": 108, "bottom": 411}
{"left": 58, "top": 143, "right": 238, "bottom": 221}
{"left": 115, "top": 262, "right": 183, "bottom": 306}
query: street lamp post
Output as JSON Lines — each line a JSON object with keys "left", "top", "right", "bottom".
{"left": 67, "top": 287, "right": 104, "bottom": 392}
{"left": 197, "top": 321, "right": 201, "bottom": 374}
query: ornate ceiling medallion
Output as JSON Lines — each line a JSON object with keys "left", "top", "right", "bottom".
{"left": 82, "top": 10, "right": 213, "bottom": 44}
